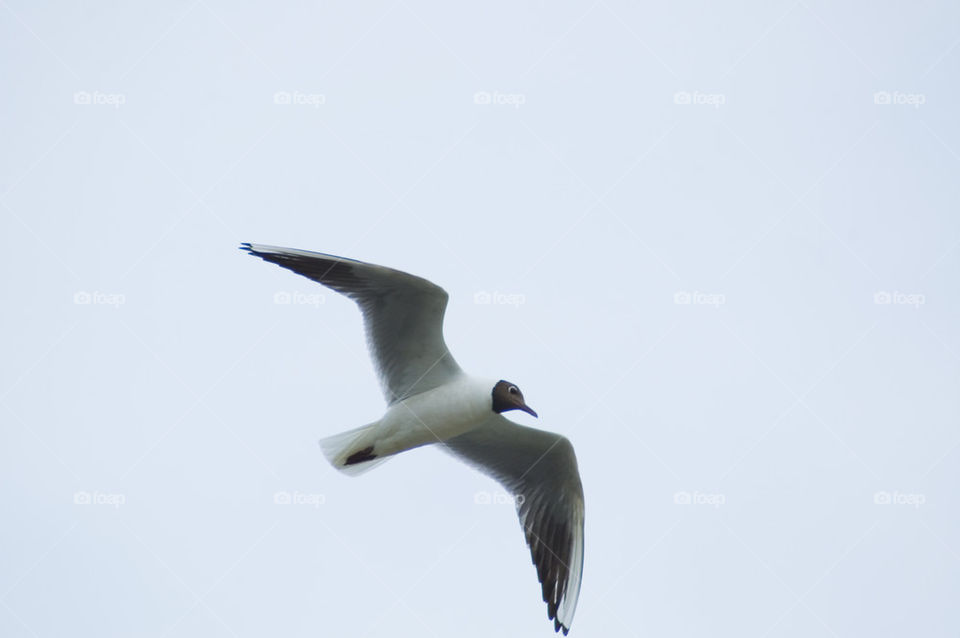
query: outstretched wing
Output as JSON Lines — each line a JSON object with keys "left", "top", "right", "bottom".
{"left": 241, "top": 243, "right": 462, "bottom": 403}
{"left": 444, "top": 415, "right": 584, "bottom": 634}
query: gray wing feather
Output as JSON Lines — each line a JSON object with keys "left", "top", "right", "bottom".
{"left": 241, "top": 243, "right": 462, "bottom": 403}
{"left": 444, "top": 415, "right": 584, "bottom": 635}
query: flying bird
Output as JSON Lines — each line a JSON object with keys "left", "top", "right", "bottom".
{"left": 241, "top": 243, "right": 584, "bottom": 634}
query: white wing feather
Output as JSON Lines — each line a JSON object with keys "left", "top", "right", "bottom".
{"left": 443, "top": 415, "right": 585, "bottom": 634}
{"left": 241, "top": 243, "right": 462, "bottom": 403}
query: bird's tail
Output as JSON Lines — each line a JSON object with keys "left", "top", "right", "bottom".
{"left": 319, "top": 421, "right": 390, "bottom": 476}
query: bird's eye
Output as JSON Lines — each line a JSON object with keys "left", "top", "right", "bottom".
{"left": 509, "top": 386, "right": 519, "bottom": 395}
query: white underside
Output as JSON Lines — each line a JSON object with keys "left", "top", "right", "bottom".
{"left": 320, "top": 375, "right": 497, "bottom": 471}
{"left": 374, "top": 375, "right": 496, "bottom": 455}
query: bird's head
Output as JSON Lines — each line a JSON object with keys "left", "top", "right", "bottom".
{"left": 491, "top": 380, "right": 538, "bottom": 418}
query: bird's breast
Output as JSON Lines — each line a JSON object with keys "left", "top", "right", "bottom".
{"left": 377, "top": 377, "right": 492, "bottom": 455}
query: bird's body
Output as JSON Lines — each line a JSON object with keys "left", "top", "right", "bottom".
{"left": 241, "top": 243, "right": 584, "bottom": 634}
{"left": 323, "top": 374, "right": 499, "bottom": 467}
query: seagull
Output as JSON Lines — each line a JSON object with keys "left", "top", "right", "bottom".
{"left": 241, "top": 243, "right": 584, "bottom": 634}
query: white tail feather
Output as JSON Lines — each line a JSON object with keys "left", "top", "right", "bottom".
{"left": 319, "top": 422, "right": 390, "bottom": 476}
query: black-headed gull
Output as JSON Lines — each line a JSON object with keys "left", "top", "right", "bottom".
{"left": 241, "top": 243, "right": 584, "bottom": 634}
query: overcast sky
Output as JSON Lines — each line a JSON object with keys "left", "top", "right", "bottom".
{"left": 2, "top": 1, "right": 959, "bottom": 637}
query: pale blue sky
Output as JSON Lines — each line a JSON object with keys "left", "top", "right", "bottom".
{"left": 2, "top": 1, "right": 959, "bottom": 637}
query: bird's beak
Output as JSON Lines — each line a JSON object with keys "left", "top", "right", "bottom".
{"left": 519, "top": 403, "right": 538, "bottom": 418}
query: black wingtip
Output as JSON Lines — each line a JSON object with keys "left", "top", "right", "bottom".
{"left": 239, "top": 242, "right": 254, "bottom": 253}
